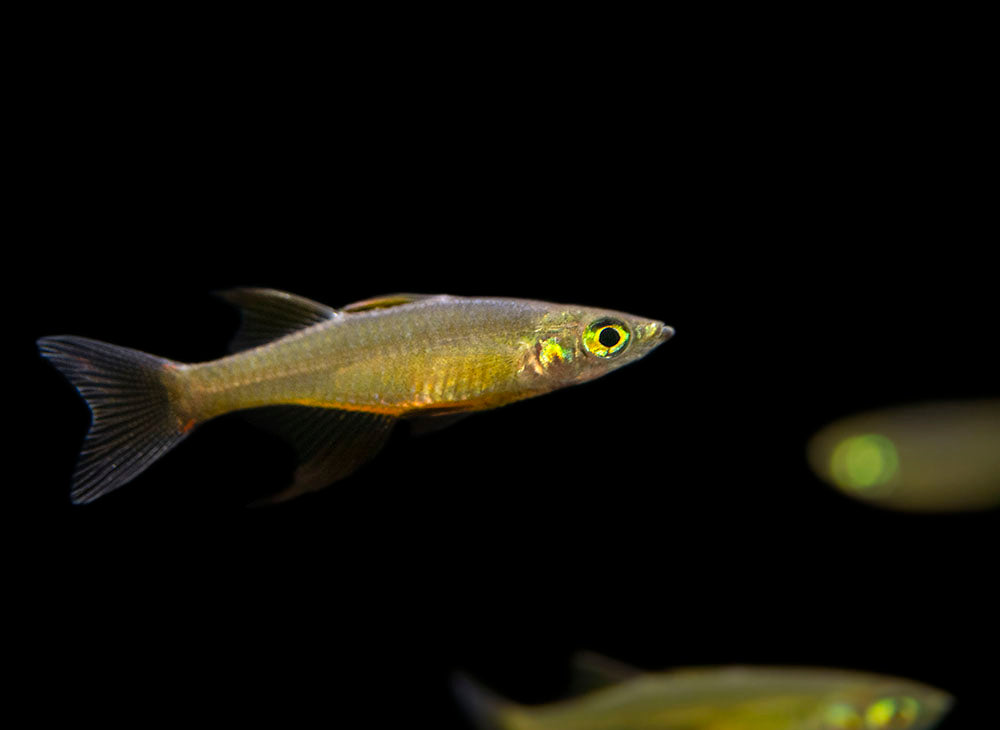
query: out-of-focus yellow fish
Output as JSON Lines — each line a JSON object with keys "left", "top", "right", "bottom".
{"left": 807, "top": 399, "right": 1000, "bottom": 512}
{"left": 39, "top": 290, "right": 672, "bottom": 504}
{"left": 453, "top": 652, "right": 953, "bottom": 730}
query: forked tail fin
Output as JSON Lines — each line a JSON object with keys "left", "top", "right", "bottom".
{"left": 38, "top": 335, "right": 192, "bottom": 503}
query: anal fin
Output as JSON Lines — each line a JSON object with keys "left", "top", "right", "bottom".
{"left": 246, "top": 406, "right": 396, "bottom": 505}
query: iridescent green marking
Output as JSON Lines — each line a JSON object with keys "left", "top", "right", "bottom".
{"left": 582, "top": 318, "right": 630, "bottom": 358}
{"left": 864, "top": 696, "right": 920, "bottom": 728}
{"left": 538, "top": 337, "right": 571, "bottom": 368}
{"left": 830, "top": 434, "right": 899, "bottom": 490}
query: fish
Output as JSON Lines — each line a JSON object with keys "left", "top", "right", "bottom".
{"left": 453, "top": 651, "right": 953, "bottom": 730}
{"left": 38, "top": 290, "right": 672, "bottom": 504}
{"left": 807, "top": 399, "right": 1000, "bottom": 512}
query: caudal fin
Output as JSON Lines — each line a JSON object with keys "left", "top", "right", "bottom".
{"left": 38, "top": 335, "right": 191, "bottom": 503}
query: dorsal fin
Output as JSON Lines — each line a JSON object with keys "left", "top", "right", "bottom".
{"left": 340, "top": 293, "right": 443, "bottom": 312}
{"left": 216, "top": 288, "right": 338, "bottom": 352}
{"left": 568, "top": 651, "right": 642, "bottom": 694}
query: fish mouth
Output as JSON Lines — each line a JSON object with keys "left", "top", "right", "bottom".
{"left": 639, "top": 321, "right": 675, "bottom": 345}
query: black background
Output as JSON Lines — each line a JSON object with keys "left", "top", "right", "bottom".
{"left": 15, "top": 11, "right": 995, "bottom": 728}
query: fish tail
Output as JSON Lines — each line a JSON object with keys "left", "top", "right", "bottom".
{"left": 38, "top": 335, "right": 194, "bottom": 504}
{"left": 451, "top": 672, "right": 528, "bottom": 730}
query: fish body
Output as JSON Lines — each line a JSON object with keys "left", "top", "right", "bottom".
{"left": 454, "top": 654, "right": 953, "bottom": 730}
{"left": 39, "top": 290, "right": 672, "bottom": 503}
{"left": 182, "top": 293, "right": 667, "bottom": 418}
{"left": 807, "top": 399, "right": 1000, "bottom": 512}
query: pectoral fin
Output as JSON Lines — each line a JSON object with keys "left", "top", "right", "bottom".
{"left": 246, "top": 406, "right": 396, "bottom": 505}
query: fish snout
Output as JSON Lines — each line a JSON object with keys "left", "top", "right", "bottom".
{"left": 638, "top": 321, "right": 674, "bottom": 346}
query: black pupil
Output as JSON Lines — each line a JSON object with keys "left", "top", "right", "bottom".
{"left": 598, "top": 327, "right": 621, "bottom": 348}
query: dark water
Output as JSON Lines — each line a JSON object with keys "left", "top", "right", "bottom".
{"left": 16, "top": 23, "right": 994, "bottom": 729}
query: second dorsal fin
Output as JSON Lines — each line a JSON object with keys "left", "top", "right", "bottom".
{"left": 216, "top": 288, "right": 339, "bottom": 352}
{"left": 340, "top": 293, "right": 444, "bottom": 312}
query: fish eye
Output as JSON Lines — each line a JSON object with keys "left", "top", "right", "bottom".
{"left": 583, "top": 319, "right": 630, "bottom": 358}
{"left": 864, "top": 697, "right": 920, "bottom": 728}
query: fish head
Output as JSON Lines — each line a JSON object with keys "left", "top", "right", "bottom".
{"left": 525, "top": 304, "right": 673, "bottom": 388}
{"left": 811, "top": 675, "right": 953, "bottom": 730}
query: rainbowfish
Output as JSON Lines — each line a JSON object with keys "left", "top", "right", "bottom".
{"left": 453, "top": 652, "right": 953, "bottom": 730}
{"left": 38, "top": 290, "right": 672, "bottom": 504}
{"left": 807, "top": 399, "right": 1000, "bottom": 512}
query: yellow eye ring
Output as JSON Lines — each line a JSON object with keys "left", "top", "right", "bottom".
{"left": 583, "top": 319, "right": 630, "bottom": 358}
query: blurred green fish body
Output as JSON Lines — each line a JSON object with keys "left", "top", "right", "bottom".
{"left": 39, "top": 290, "right": 672, "bottom": 504}
{"left": 454, "top": 653, "right": 952, "bottom": 730}
{"left": 807, "top": 399, "right": 1000, "bottom": 512}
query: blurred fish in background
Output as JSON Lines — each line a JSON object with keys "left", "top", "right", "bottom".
{"left": 807, "top": 400, "right": 1000, "bottom": 512}
{"left": 454, "top": 652, "right": 952, "bottom": 729}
